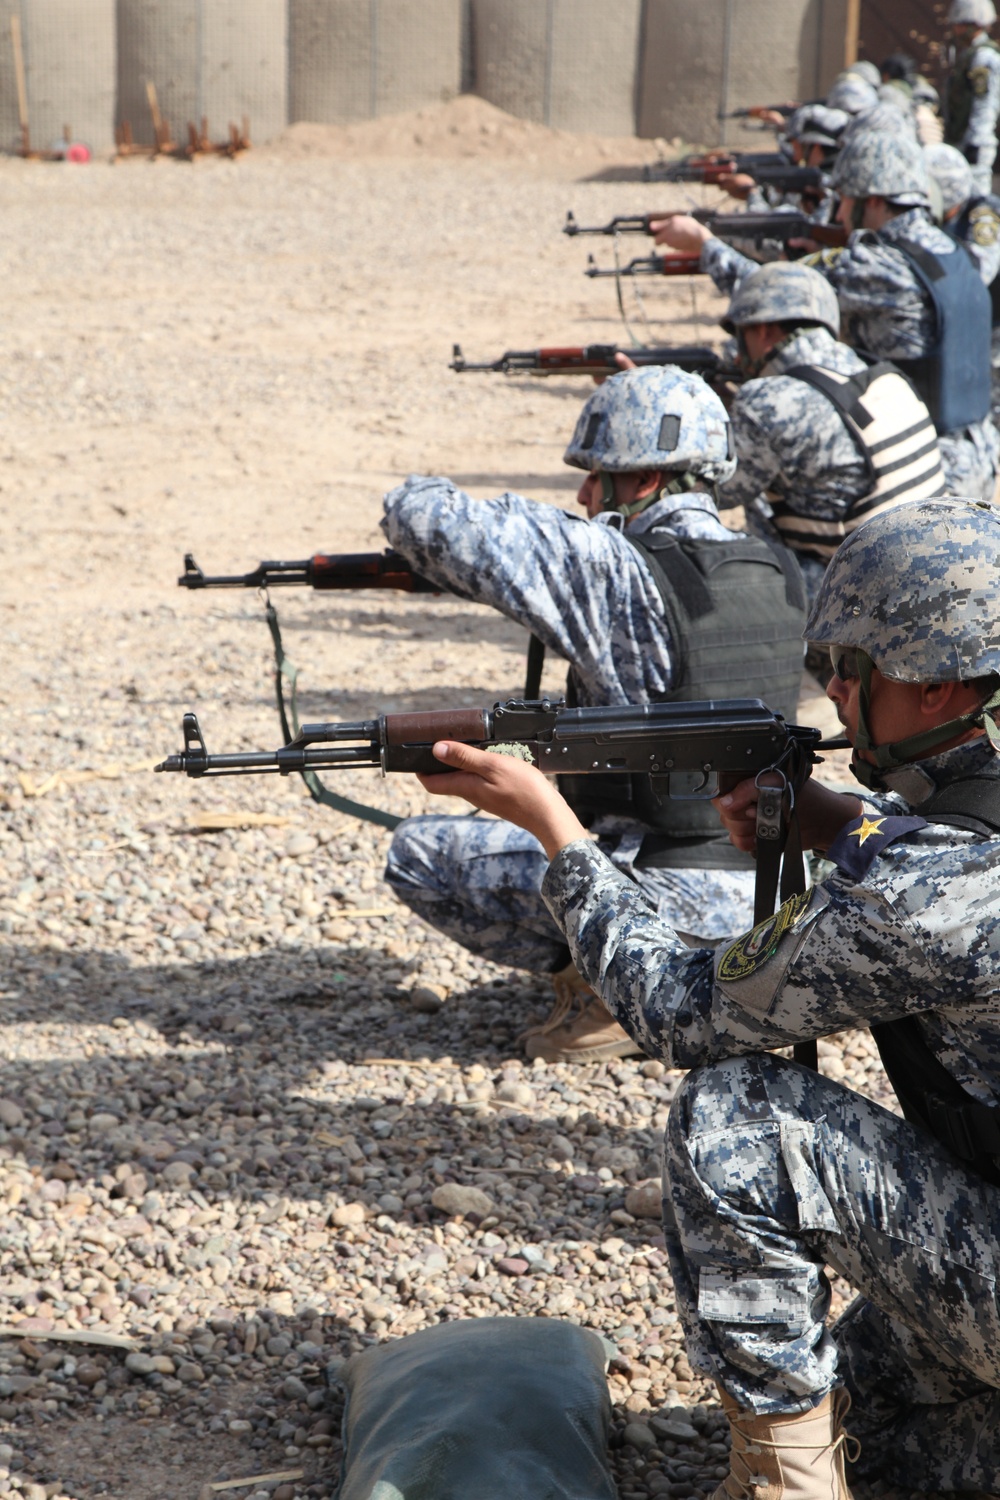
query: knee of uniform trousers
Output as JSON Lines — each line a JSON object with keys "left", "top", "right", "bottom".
{"left": 383, "top": 813, "right": 548, "bottom": 898}
{"left": 663, "top": 1052, "right": 842, "bottom": 1229}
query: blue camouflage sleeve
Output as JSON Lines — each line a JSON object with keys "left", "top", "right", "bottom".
{"left": 541, "top": 831, "right": 974, "bottom": 1067}
{"left": 381, "top": 474, "right": 663, "bottom": 679}
{"left": 700, "top": 237, "right": 760, "bottom": 296}
{"left": 715, "top": 391, "right": 782, "bottom": 510}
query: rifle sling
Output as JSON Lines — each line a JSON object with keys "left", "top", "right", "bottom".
{"left": 264, "top": 602, "right": 402, "bottom": 832}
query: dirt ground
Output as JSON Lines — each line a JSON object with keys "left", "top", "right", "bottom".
{"left": 0, "top": 97, "right": 877, "bottom": 1500}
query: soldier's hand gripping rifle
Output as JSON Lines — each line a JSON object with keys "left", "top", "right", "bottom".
{"left": 450, "top": 341, "right": 740, "bottom": 384}
{"left": 178, "top": 549, "right": 441, "bottom": 594}
{"left": 568, "top": 209, "right": 846, "bottom": 250}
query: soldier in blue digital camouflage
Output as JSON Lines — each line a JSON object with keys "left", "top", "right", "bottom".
{"left": 925, "top": 141, "right": 1000, "bottom": 428}
{"left": 651, "top": 130, "right": 999, "bottom": 505}
{"left": 416, "top": 496, "right": 1000, "bottom": 1499}
{"left": 380, "top": 367, "right": 807, "bottom": 1062}
{"left": 943, "top": 0, "right": 1000, "bottom": 195}
{"left": 712, "top": 261, "right": 944, "bottom": 625}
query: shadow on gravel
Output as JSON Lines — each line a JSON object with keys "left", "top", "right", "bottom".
{"left": 5, "top": 1302, "right": 365, "bottom": 1500}
{"left": 0, "top": 943, "right": 663, "bottom": 1214}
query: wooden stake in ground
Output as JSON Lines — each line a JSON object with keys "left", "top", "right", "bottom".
{"left": 11, "top": 13, "right": 30, "bottom": 157}
{"left": 145, "top": 79, "right": 173, "bottom": 154}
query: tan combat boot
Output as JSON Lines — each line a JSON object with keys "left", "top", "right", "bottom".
{"left": 520, "top": 960, "right": 642, "bottom": 1063}
{"left": 712, "top": 1386, "right": 858, "bottom": 1500}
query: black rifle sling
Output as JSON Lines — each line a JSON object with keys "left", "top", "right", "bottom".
{"left": 871, "top": 774, "right": 1000, "bottom": 1183}
{"left": 264, "top": 601, "right": 402, "bottom": 832}
{"left": 524, "top": 634, "right": 547, "bottom": 699}
{"left": 752, "top": 748, "right": 817, "bottom": 1072}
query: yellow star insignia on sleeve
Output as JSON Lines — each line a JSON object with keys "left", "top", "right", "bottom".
{"left": 850, "top": 815, "right": 886, "bottom": 845}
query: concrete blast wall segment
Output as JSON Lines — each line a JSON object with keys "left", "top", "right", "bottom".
{"left": 116, "top": 0, "right": 288, "bottom": 147}
{"left": 471, "top": 0, "right": 641, "bottom": 135}
{"left": 289, "top": 0, "right": 463, "bottom": 125}
{"left": 0, "top": 0, "right": 116, "bottom": 155}
{"left": 637, "top": 0, "right": 851, "bottom": 145}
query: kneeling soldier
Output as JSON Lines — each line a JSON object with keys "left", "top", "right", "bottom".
{"left": 419, "top": 495, "right": 1000, "bottom": 1498}
{"left": 382, "top": 367, "right": 806, "bottom": 1062}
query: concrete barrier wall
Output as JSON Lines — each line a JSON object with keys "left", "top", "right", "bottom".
{"left": 471, "top": 0, "right": 641, "bottom": 134}
{"left": 0, "top": 0, "right": 116, "bottom": 155}
{"left": 637, "top": 0, "right": 851, "bottom": 145}
{"left": 201, "top": 0, "right": 288, "bottom": 144}
{"left": 117, "top": 0, "right": 287, "bottom": 147}
{"left": 289, "top": 0, "right": 462, "bottom": 125}
{"left": 0, "top": 0, "right": 854, "bottom": 155}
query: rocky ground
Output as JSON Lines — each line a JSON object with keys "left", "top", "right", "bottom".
{"left": 0, "top": 98, "right": 922, "bottom": 1500}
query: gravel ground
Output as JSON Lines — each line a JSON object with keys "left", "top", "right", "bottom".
{"left": 0, "top": 100, "right": 924, "bottom": 1500}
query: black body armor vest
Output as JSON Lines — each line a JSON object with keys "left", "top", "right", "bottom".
{"left": 877, "top": 234, "right": 992, "bottom": 434}
{"left": 872, "top": 773, "right": 1000, "bottom": 1186}
{"left": 559, "top": 529, "right": 807, "bottom": 870}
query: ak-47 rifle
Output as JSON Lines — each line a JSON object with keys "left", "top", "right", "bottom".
{"left": 178, "top": 549, "right": 440, "bottom": 593}
{"left": 177, "top": 552, "right": 551, "bottom": 789}
{"left": 567, "top": 209, "right": 846, "bottom": 250}
{"left": 584, "top": 253, "right": 703, "bottom": 279}
{"left": 644, "top": 156, "right": 824, "bottom": 192}
{"left": 449, "top": 341, "right": 740, "bottom": 382}
{"left": 718, "top": 103, "right": 801, "bottom": 120}
{"left": 158, "top": 697, "right": 845, "bottom": 1068}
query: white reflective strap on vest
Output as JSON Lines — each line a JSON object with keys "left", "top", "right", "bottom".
{"left": 772, "top": 365, "right": 946, "bottom": 560}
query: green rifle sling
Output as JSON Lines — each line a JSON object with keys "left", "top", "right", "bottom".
{"left": 264, "top": 601, "right": 402, "bottom": 831}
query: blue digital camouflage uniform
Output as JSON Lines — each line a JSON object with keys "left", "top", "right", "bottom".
{"left": 539, "top": 736, "right": 1000, "bottom": 1490}
{"left": 700, "top": 213, "right": 1000, "bottom": 501}
{"left": 716, "top": 326, "right": 872, "bottom": 606}
{"left": 945, "top": 31, "right": 1000, "bottom": 194}
{"left": 380, "top": 477, "right": 760, "bottom": 966}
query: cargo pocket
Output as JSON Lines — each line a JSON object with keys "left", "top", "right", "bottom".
{"left": 697, "top": 1268, "right": 815, "bottom": 1335}
{"left": 779, "top": 1120, "right": 841, "bottom": 1236}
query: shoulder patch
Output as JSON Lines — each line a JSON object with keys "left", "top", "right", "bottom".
{"left": 717, "top": 889, "right": 815, "bottom": 983}
{"left": 969, "top": 202, "right": 1000, "bottom": 245}
{"left": 803, "top": 247, "right": 844, "bottom": 270}
{"left": 826, "top": 813, "right": 927, "bottom": 881}
{"left": 970, "top": 65, "right": 991, "bottom": 96}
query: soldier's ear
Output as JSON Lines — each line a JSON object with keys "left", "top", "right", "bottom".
{"left": 635, "top": 470, "right": 665, "bottom": 499}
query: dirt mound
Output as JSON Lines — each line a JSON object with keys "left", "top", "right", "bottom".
{"left": 263, "top": 93, "right": 668, "bottom": 175}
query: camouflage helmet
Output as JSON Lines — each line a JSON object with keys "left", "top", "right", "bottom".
{"left": 841, "top": 100, "right": 919, "bottom": 146}
{"left": 846, "top": 59, "right": 882, "bottom": 87}
{"left": 722, "top": 262, "right": 840, "bottom": 337}
{"left": 831, "top": 129, "right": 930, "bottom": 205}
{"left": 794, "top": 104, "right": 850, "bottom": 149}
{"left": 826, "top": 74, "right": 879, "bottom": 114}
{"left": 947, "top": 0, "right": 996, "bottom": 25}
{"left": 563, "top": 366, "right": 735, "bottom": 484}
{"left": 805, "top": 497, "right": 1000, "bottom": 682}
{"left": 924, "top": 143, "right": 974, "bottom": 215}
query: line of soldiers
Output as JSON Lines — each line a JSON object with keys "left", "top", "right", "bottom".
{"left": 168, "top": 21, "right": 1000, "bottom": 1498}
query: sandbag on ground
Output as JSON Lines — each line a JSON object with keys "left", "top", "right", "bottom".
{"left": 333, "top": 1316, "right": 618, "bottom": 1500}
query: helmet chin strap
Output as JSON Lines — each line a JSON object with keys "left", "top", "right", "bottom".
{"left": 851, "top": 648, "right": 1000, "bottom": 790}
{"left": 598, "top": 469, "right": 700, "bottom": 519}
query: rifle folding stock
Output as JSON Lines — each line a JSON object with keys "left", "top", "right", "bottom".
{"left": 178, "top": 550, "right": 441, "bottom": 594}
{"left": 156, "top": 696, "right": 833, "bottom": 790}
{"left": 450, "top": 341, "right": 735, "bottom": 380}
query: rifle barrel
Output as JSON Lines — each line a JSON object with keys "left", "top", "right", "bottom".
{"left": 585, "top": 254, "right": 703, "bottom": 279}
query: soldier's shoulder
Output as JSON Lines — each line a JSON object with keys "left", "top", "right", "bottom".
{"left": 826, "top": 812, "right": 928, "bottom": 883}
